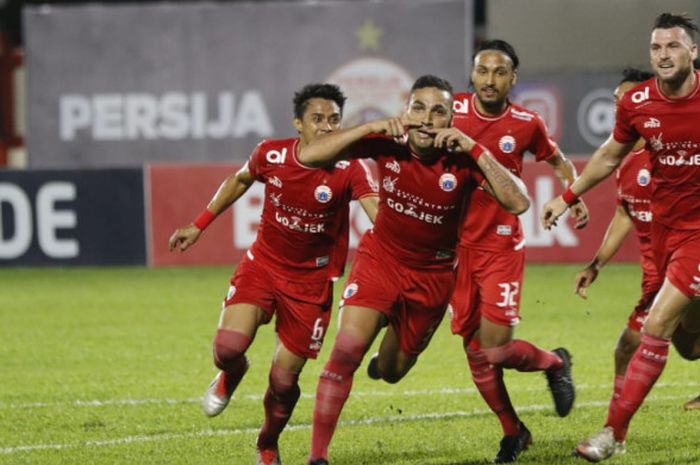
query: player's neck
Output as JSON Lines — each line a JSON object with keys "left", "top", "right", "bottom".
{"left": 474, "top": 97, "right": 508, "bottom": 117}
{"left": 408, "top": 142, "right": 440, "bottom": 161}
{"left": 658, "top": 70, "right": 697, "bottom": 99}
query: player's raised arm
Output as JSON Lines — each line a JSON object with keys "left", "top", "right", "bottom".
{"left": 168, "top": 163, "right": 255, "bottom": 252}
{"left": 540, "top": 136, "right": 634, "bottom": 230}
{"left": 430, "top": 127, "right": 530, "bottom": 215}
{"left": 546, "top": 150, "right": 590, "bottom": 229}
{"left": 297, "top": 116, "right": 413, "bottom": 167}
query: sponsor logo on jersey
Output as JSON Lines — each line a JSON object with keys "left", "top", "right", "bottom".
{"left": 497, "top": 225, "right": 512, "bottom": 236}
{"left": 498, "top": 135, "right": 516, "bottom": 154}
{"left": 637, "top": 169, "right": 651, "bottom": 186}
{"left": 383, "top": 176, "right": 397, "bottom": 193}
{"left": 649, "top": 134, "right": 663, "bottom": 152}
{"left": 643, "top": 117, "right": 661, "bottom": 128}
{"left": 226, "top": 285, "right": 237, "bottom": 301}
{"left": 439, "top": 173, "right": 458, "bottom": 192}
{"left": 314, "top": 185, "right": 333, "bottom": 203}
{"left": 266, "top": 147, "right": 287, "bottom": 164}
{"left": 334, "top": 160, "right": 350, "bottom": 169}
{"left": 268, "top": 176, "right": 283, "bottom": 188}
{"left": 269, "top": 192, "right": 282, "bottom": 207}
{"left": 274, "top": 211, "right": 326, "bottom": 233}
{"left": 343, "top": 282, "right": 359, "bottom": 299}
{"left": 386, "top": 198, "right": 444, "bottom": 224}
{"left": 510, "top": 108, "right": 534, "bottom": 122}
{"left": 658, "top": 152, "right": 700, "bottom": 166}
{"left": 630, "top": 87, "right": 650, "bottom": 104}
{"left": 385, "top": 160, "right": 401, "bottom": 173}
{"left": 453, "top": 97, "right": 469, "bottom": 114}
{"left": 315, "top": 255, "right": 329, "bottom": 267}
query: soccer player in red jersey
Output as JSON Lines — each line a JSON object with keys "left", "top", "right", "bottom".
{"left": 541, "top": 13, "right": 700, "bottom": 462}
{"left": 297, "top": 75, "right": 530, "bottom": 465}
{"left": 168, "top": 84, "right": 379, "bottom": 465}
{"left": 573, "top": 69, "right": 657, "bottom": 436}
{"left": 448, "top": 39, "right": 587, "bottom": 463}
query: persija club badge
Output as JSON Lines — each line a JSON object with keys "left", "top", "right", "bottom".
{"left": 439, "top": 173, "right": 458, "bottom": 192}
{"left": 498, "top": 135, "right": 516, "bottom": 154}
{"left": 637, "top": 169, "right": 651, "bottom": 186}
{"left": 314, "top": 185, "right": 333, "bottom": 203}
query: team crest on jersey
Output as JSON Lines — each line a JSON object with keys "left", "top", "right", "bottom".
{"left": 343, "top": 283, "right": 359, "bottom": 299}
{"left": 498, "top": 135, "right": 516, "bottom": 154}
{"left": 314, "top": 185, "right": 333, "bottom": 203}
{"left": 439, "top": 173, "right": 458, "bottom": 192}
{"left": 383, "top": 176, "right": 397, "bottom": 193}
{"left": 637, "top": 169, "right": 651, "bottom": 187}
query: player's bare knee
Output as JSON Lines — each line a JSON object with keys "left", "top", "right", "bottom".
{"left": 672, "top": 329, "right": 700, "bottom": 360}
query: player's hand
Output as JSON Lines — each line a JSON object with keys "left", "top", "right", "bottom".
{"left": 168, "top": 224, "right": 202, "bottom": 252}
{"left": 427, "top": 127, "right": 472, "bottom": 152}
{"left": 368, "top": 115, "right": 419, "bottom": 138}
{"left": 540, "top": 196, "right": 568, "bottom": 230}
{"left": 569, "top": 199, "right": 590, "bottom": 229}
{"left": 574, "top": 266, "right": 598, "bottom": 299}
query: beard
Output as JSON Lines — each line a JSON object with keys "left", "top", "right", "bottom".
{"left": 657, "top": 62, "right": 693, "bottom": 88}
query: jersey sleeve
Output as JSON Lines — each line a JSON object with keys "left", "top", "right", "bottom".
{"left": 349, "top": 159, "right": 379, "bottom": 200}
{"left": 246, "top": 141, "right": 266, "bottom": 181}
{"left": 529, "top": 114, "right": 558, "bottom": 162}
{"left": 612, "top": 100, "right": 638, "bottom": 144}
{"left": 348, "top": 134, "right": 397, "bottom": 160}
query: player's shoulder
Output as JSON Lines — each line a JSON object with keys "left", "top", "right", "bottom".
{"left": 452, "top": 91, "right": 473, "bottom": 116}
{"left": 252, "top": 137, "right": 299, "bottom": 164}
{"left": 618, "top": 78, "right": 658, "bottom": 109}
{"left": 507, "top": 101, "right": 543, "bottom": 125}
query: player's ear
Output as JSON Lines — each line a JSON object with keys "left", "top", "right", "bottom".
{"left": 511, "top": 70, "right": 518, "bottom": 86}
{"left": 293, "top": 117, "right": 303, "bottom": 133}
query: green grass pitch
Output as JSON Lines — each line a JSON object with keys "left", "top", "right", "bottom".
{"left": 1, "top": 264, "right": 698, "bottom": 464}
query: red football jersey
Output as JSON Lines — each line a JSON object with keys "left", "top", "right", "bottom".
{"left": 347, "top": 135, "right": 483, "bottom": 270}
{"left": 452, "top": 92, "right": 557, "bottom": 251}
{"left": 247, "top": 137, "right": 377, "bottom": 281}
{"left": 614, "top": 72, "right": 700, "bottom": 230}
{"left": 616, "top": 148, "right": 653, "bottom": 245}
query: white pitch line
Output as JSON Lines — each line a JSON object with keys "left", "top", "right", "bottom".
{"left": 0, "top": 394, "right": 691, "bottom": 455}
{"left": 1, "top": 380, "right": 697, "bottom": 410}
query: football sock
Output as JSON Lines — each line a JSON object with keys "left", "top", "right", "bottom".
{"left": 466, "top": 346, "right": 521, "bottom": 436}
{"left": 212, "top": 329, "right": 252, "bottom": 392}
{"left": 310, "top": 331, "right": 366, "bottom": 460}
{"left": 481, "top": 339, "right": 563, "bottom": 373}
{"left": 257, "top": 363, "right": 301, "bottom": 450}
{"left": 606, "top": 333, "right": 670, "bottom": 441}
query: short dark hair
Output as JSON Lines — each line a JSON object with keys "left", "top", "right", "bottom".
{"left": 472, "top": 39, "right": 519, "bottom": 70}
{"left": 619, "top": 67, "right": 654, "bottom": 85}
{"left": 653, "top": 13, "right": 698, "bottom": 41}
{"left": 293, "top": 83, "right": 346, "bottom": 120}
{"left": 411, "top": 74, "right": 453, "bottom": 95}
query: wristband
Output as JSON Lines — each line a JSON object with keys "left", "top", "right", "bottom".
{"left": 470, "top": 143, "right": 486, "bottom": 161}
{"left": 561, "top": 187, "right": 579, "bottom": 206}
{"left": 193, "top": 209, "right": 216, "bottom": 231}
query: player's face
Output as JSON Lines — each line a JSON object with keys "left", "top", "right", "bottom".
{"left": 471, "top": 50, "right": 517, "bottom": 108}
{"left": 293, "top": 98, "right": 342, "bottom": 143}
{"left": 650, "top": 27, "right": 697, "bottom": 86}
{"left": 404, "top": 87, "right": 453, "bottom": 153}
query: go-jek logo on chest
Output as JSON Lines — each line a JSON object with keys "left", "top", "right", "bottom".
{"left": 314, "top": 185, "right": 333, "bottom": 203}
{"left": 439, "top": 173, "right": 458, "bottom": 192}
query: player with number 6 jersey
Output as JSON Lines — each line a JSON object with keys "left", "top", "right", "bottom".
{"left": 168, "top": 83, "right": 378, "bottom": 465}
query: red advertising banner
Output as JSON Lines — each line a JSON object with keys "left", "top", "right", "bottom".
{"left": 148, "top": 160, "right": 640, "bottom": 267}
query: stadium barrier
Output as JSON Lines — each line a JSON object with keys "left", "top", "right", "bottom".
{"left": 0, "top": 160, "right": 639, "bottom": 267}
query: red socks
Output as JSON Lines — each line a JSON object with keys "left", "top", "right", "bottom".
{"left": 213, "top": 329, "right": 252, "bottom": 392}
{"left": 466, "top": 346, "right": 520, "bottom": 436}
{"left": 310, "top": 332, "right": 367, "bottom": 460}
{"left": 257, "top": 363, "right": 301, "bottom": 450}
{"left": 606, "top": 333, "right": 670, "bottom": 441}
{"left": 481, "top": 339, "right": 563, "bottom": 373}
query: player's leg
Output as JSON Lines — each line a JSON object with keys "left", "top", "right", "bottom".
{"left": 203, "top": 258, "right": 274, "bottom": 417}
{"left": 575, "top": 280, "right": 691, "bottom": 462}
{"left": 672, "top": 299, "right": 700, "bottom": 360}
{"left": 611, "top": 327, "right": 640, "bottom": 400}
{"left": 368, "top": 324, "right": 417, "bottom": 383}
{"left": 309, "top": 304, "right": 384, "bottom": 463}
{"left": 257, "top": 280, "right": 332, "bottom": 465}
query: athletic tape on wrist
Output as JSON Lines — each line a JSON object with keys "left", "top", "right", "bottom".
{"left": 193, "top": 209, "right": 216, "bottom": 231}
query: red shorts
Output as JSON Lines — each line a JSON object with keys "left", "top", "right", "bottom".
{"left": 224, "top": 253, "right": 333, "bottom": 359}
{"left": 651, "top": 223, "right": 700, "bottom": 299}
{"left": 627, "top": 245, "right": 662, "bottom": 332}
{"left": 450, "top": 246, "right": 524, "bottom": 339}
{"left": 340, "top": 235, "right": 454, "bottom": 357}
